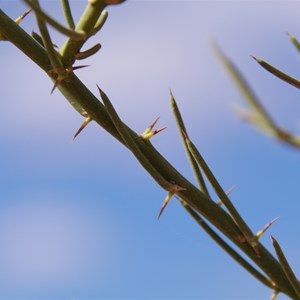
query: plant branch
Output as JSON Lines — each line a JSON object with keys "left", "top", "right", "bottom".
{"left": 181, "top": 200, "right": 274, "bottom": 290}
{"left": 59, "top": 0, "right": 107, "bottom": 66}
{"left": 0, "top": 8, "right": 298, "bottom": 299}
{"left": 23, "top": 0, "right": 86, "bottom": 41}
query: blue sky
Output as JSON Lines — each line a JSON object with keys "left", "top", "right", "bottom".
{"left": 1, "top": 1, "right": 300, "bottom": 299}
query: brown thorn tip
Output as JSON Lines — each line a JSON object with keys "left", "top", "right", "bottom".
{"left": 73, "top": 125, "right": 84, "bottom": 141}
{"left": 72, "top": 117, "right": 92, "bottom": 141}
{"left": 72, "top": 65, "right": 90, "bottom": 71}
{"left": 153, "top": 127, "right": 167, "bottom": 135}
{"left": 50, "top": 81, "right": 59, "bottom": 95}
{"left": 157, "top": 203, "right": 167, "bottom": 220}
{"left": 261, "top": 216, "right": 280, "bottom": 234}
{"left": 149, "top": 117, "right": 160, "bottom": 130}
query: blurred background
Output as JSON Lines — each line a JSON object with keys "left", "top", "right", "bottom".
{"left": 1, "top": 1, "right": 300, "bottom": 299}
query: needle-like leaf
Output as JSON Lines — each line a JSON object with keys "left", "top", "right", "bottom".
{"left": 61, "top": 0, "right": 75, "bottom": 29}
{"left": 287, "top": 32, "right": 300, "bottom": 53}
{"left": 183, "top": 132, "right": 258, "bottom": 255}
{"left": 98, "top": 85, "right": 175, "bottom": 192}
{"left": 271, "top": 235, "right": 300, "bottom": 299}
{"left": 252, "top": 56, "right": 300, "bottom": 89}
{"left": 23, "top": 0, "right": 86, "bottom": 40}
{"left": 75, "top": 43, "right": 101, "bottom": 60}
{"left": 170, "top": 90, "right": 210, "bottom": 197}
{"left": 181, "top": 200, "right": 275, "bottom": 290}
{"left": 214, "top": 44, "right": 278, "bottom": 137}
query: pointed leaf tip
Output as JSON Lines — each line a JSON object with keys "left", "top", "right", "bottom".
{"left": 96, "top": 84, "right": 106, "bottom": 99}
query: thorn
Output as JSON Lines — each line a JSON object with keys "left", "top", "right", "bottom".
{"left": 217, "top": 185, "right": 236, "bottom": 206}
{"left": 15, "top": 8, "right": 32, "bottom": 24}
{"left": 270, "top": 289, "right": 280, "bottom": 300}
{"left": 158, "top": 184, "right": 186, "bottom": 220}
{"left": 49, "top": 65, "right": 89, "bottom": 94}
{"left": 71, "top": 65, "right": 89, "bottom": 71}
{"left": 50, "top": 76, "right": 63, "bottom": 94}
{"left": 248, "top": 217, "right": 280, "bottom": 258}
{"left": 158, "top": 192, "right": 173, "bottom": 220}
{"left": 153, "top": 127, "right": 167, "bottom": 135}
{"left": 140, "top": 117, "right": 166, "bottom": 140}
{"left": 73, "top": 116, "right": 92, "bottom": 141}
{"left": 256, "top": 217, "right": 280, "bottom": 240}
{"left": 149, "top": 116, "right": 160, "bottom": 131}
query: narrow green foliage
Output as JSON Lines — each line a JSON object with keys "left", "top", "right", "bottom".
{"left": 287, "top": 32, "right": 300, "bottom": 53}
{"left": 93, "top": 10, "right": 108, "bottom": 35}
{"left": 31, "top": 30, "right": 44, "bottom": 46}
{"left": 181, "top": 200, "right": 274, "bottom": 290}
{"left": 271, "top": 235, "right": 300, "bottom": 299}
{"left": 252, "top": 56, "right": 300, "bottom": 89}
{"left": 61, "top": 0, "right": 75, "bottom": 29}
{"left": 170, "top": 91, "right": 210, "bottom": 197}
{"left": 98, "top": 86, "right": 174, "bottom": 192}
{"left": 24, "top": 0, "right": 86, "bottom": 40}
{"left": 183, "top": 133, "right": 257, "bottom": 255}
{"left": 31, "top": 0, "right": 64, "bottom": 77}
{"left": 2, "top": 4, "right": 300, "bottom": 299}
{"left": 75, "top": 43, "right": 101, "bottom": 60}
{"left": 216, "top": 43, "right": 300, "bottom": 150}
{"left": 214, "top": 44, "right": 278, "bottom": 137}
{"left": 60, "top": 0, "right": 107, "bottom": 66}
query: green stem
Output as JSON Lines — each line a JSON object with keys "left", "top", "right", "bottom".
{"left": 23, "top": 0, "right": 85, "bottom": 41}
{"left": 181, "top": 200, "right": 274, "bottom": 290}
{"left": 0, "top": 9, "right": 298, "bottom": 299}
{"left": 214, "top": 44, "right": 278, "bottom": 136}
{"left": 61, "top": 0, "right": 75, "bottom": 29}
{"left": 99, "top": 86, "right": 174, "bottom": 191}
{"left": 185, "top": 135, "right": 256, "bottom": 249}
{"left": 32, "top": 0, "right": 63, "bottom": 73}
{"left": 60, "top": 0, "right": 107, "bottom": 66}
